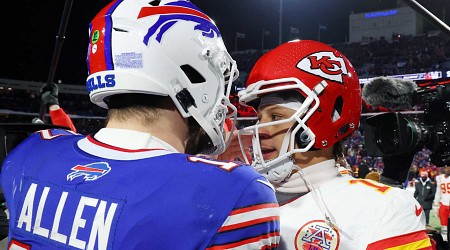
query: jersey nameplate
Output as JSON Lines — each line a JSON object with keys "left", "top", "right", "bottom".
{"left": 15, "top": 178, "right": 123, "bottom": 250}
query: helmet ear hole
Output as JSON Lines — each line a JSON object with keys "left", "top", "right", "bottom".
{"left": 338, "top": 124, "right": 349, "bottom": 135}
{"left": 149, "top": 0, "right": 161, "bottom": 6}
{"left": 332, "top": 96, "right": 343, "bottom": 122}
{"left": 113, "top": 27, "right": 129, "bottom": 33}
{"left": 180, "top": 64, "right": 206, "bottom": 84}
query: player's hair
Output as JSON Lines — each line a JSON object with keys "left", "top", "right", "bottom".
{"left": 105, "top": 94, "right": 172, "bottom": 125}
{"left": 333, "top": 140, "right": 345, "bottom": 159}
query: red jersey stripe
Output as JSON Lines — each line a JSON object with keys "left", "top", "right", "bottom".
{"left": 367, "top": 230, "right": 432, "bottom": 249}
{"left": 218, "top": 216, "right": 279, "bottom": 232}
{"left": 86, "top": 135, "right": 165, "bottom": 153}
{"left": 230, "top": 203, "right": 279, "bottom": 216}
{"left": 206, "top": 231, "right": 280, "bottom": 250}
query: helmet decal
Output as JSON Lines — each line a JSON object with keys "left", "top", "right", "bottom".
{"left": 297, "top": 51, "right": 348, "bottom": 83}
{"left": 139, "top": 1, "right": 221, "bottom": 44}
{"left": 87, "top": 0, "right": 124, "bottom": 75}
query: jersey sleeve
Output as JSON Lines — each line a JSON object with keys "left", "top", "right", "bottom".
{"left": 366, "top": 189, "right": 432, "bottom": 249}
{"left": 206, "top": 177, "right": 280, "bottom": 249}
{"left": 434, "top": 176, "right": 442, "bottom": 205}
{"left": 49, "top": 108, "right": 77, "bottom": 132}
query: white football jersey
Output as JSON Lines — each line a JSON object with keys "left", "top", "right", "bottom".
{"left": 434, "top": 174, "right": 450, "bottom": 206}
{"left": 276, "top": 161, "right": 431, "bottom": 250}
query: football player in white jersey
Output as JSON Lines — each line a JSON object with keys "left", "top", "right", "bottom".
{"left": 237, "top": 40, "right": 432, "bottom": 249}
{"left": 434, "top": 165, "right": 450, "bottom": 236}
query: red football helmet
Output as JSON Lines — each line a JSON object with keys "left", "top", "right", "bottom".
{"left": 238, "top": 40, "right": 361, "bottom": 182}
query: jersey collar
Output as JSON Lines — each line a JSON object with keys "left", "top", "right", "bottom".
{"left": 274, "top": 159, "right": 340, "bottom": 194}
{"left": 76, "top": 128, "right": 177, "bottom": 160}
{"left": 94, "top": 128, "right": 178, "bottom": 152}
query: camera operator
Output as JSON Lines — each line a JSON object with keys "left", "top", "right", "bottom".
{"left": 362, "top": 77, "right": 450, "bottom": 184}
{"left": 362, "top": 76, "right": 450, "bottom": 249}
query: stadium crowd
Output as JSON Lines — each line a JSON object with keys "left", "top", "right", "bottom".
{"left": 335, "top": 33, "right": 450, "bottom": 78}
{"left": 1, "top": 33, "right": 450, "bottom": 180}
{"left": 231, "top": 33, "right": 450, "bottom": 88}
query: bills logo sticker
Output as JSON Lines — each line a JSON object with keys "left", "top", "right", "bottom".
{"left": 295, "top": 220, "right": 340, "bottom": 250}
{"left": 138, "top": 0, "right": 220, "bottom": 44}
{"left": 297, "top": 51, "right": 348, "bottom": 83}
{"left": 67, "top": 162, "right": 111, "bottom": 181}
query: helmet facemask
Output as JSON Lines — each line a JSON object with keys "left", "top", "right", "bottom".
{"left": 238, "top": 78, "right": 327, "bottom": 183}
{"left": 183, "top": 37, "right": 239, "bottom": 155}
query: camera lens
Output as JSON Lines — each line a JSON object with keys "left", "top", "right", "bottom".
{"left": 376, "top": 121, "right": 400, "bottom": 154}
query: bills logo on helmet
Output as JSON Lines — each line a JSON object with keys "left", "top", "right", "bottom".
{"left": 295, "top": 220, "right": 340, "bottom": 250}
{"left": 67, "top": 162, "right": 111, "bottom": 181}
{"left": 138, "top": 0, "right": 221, "bottom": 44}
{"left": 297, "top": 51, "right": 348, "bottom": 83}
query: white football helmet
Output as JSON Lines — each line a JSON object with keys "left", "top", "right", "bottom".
{"left": 86, "top": 0, "right": 238, "bottom": 155}
{"left": 238, "top": 40, "right": 361, "bottom": 183}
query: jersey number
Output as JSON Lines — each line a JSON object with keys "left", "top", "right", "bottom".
{"left": 39, "top": 129, "right": 77, "bottom": 140}
{"left": 440, "top": 183, "right": 450, "bottom": 194}
{"left": 188, "top": 156, "right": 239, "bottom": 171}
{"left": 349, "top": 179, "right": 391, "bottom": 194}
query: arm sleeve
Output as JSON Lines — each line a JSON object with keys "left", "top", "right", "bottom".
{"left": 434, "top": 178, "right": 441, "bottom": 205}
{"left": 206, "top": 177, "right": 280, "bottom": 249}
{"left": 49, "top": 108, "right": 77, "bottom": 132}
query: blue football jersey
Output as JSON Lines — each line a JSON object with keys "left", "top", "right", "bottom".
{"left": 1, "top": 129, "right": 280, "bottom": 250}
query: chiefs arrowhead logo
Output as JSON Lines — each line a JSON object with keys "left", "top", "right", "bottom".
{"left": 415, "top": 204, "right": 423, "bottom": 216}
{"left": 297, "top": 51, "right": 348, "bottom": 83}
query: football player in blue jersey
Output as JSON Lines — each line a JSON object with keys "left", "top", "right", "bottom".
{"left": 1, "top": 0, "right": 280, "bottom": 249}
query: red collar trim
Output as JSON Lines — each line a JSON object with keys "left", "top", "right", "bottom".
{"left": 86, "top": 134, "right": 165, "bottom": 153}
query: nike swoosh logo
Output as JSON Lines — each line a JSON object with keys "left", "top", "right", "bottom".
{"left": 415, "top": 205, "right": 423, "bottom": 216}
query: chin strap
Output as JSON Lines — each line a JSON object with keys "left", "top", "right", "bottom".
{"left": 265, "top": 158, "right": 296, "bottom": 183}
{"left": 247, "top": 124, "right": 299, "bottom": 183}
{"left": 265, "top": 128, "right": 295, "bottom": 183}
{"left": 187, "top": 105, "right": 223, "bottom": 155}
